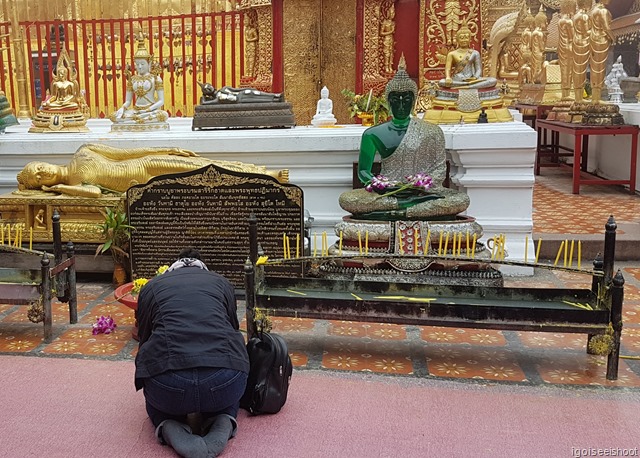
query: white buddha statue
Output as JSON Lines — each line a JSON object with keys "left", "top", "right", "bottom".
{"left": 605, "top": 56, "right": 627, "bottom": 104}
{"left": 110, "top": 31, "right": 169, "bottom": 131}
{"left": 311, "top": 86, "right": 337, "bottom": 127}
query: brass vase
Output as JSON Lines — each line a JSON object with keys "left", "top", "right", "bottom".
{"left": 357, "top": 112, "right": 374, "bottom": 126}
{"left": 113, "top": 262, "right": 128, "bottom": 286}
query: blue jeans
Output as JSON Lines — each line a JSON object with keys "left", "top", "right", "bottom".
{"left": 143, "top": 367, "right": 248, "bottom": 427}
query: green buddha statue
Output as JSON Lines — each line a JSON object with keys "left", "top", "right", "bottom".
{"left": 339, "top": 57, "right": 470, "bottom": 220}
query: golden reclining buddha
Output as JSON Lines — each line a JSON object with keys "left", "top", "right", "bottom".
{"left": 16, "top": 143, "right": 289, "bottom": 198}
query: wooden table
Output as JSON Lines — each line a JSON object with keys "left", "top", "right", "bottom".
{"left": 536, "top": 119, "right": 638, "bottom": 194}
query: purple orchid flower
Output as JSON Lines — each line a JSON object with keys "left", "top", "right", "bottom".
{"left": 92, "top": 315, "right": 117, "bottom": 335}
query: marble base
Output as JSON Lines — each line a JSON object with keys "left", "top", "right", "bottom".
{"left": 0, "top": 118, "right": 536, "bottom": 272}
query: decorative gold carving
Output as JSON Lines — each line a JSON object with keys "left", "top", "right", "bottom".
{"left": 362, "top": 0, "right": 387, "bottom": 92}
{"left": 419, "top": 0, "right": 480, "bottom": 87}
{"left": 253, "top": 6, "right": 273, "bottom": 90}
{"left": 239, "top": 0, "right": 272, "bottom": 8}
{"left": 283, "top": 0, "right": 320, "bottom": 125}
{"left": 0, "top": 193, "right": 123, "bottom": 243}
{"left": 486, "top": 4, "right": 526, "bottom": 79}
{"left": 379, "top": 1, "right": 395, "bottom": 75}
{"left": 243, "top": 10, "right": 259, "bottom": 79}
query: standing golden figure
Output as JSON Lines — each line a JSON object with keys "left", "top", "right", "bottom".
{"left": 110, "top": 31, "right": 169, "bottom": 131}
{"left": 380, "top": 4, "right": 396, "bottom": 75}
{"left": 518, "top": 11, "right": 536, "bottom": 86}
{"left": 244, "top": 15, "right": 258, "bottom": 79}
{"left": 589, "top": 0, "right": 613, "bottom": 103}
{"left": 530, "top": 8, "right": 548, "bottom": 85}
{"left": 558, "top": 0, "right": 577, "bottom": 100}
{"left": 572, "top": 0, "right": 591, "bottom": 103}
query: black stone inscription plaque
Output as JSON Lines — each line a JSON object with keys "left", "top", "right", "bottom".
{"left": 127, "top": 164, "right": 304, "bottom": 288}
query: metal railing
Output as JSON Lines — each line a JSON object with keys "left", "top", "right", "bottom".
{"left": 0, "top": 12, "right": 244, "bottom": 118}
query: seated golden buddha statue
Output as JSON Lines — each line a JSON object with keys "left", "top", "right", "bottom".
{"left": 15, "top": 143, "right": 288, "bottom": 199}
{"left": 423, "top": 25, "right": 511, "bottom": 124}
{"left": 29, "top": 48, "right": 89, "bottom": 133}
{"left": 439, "top": 28, "right": 497, "bottom": 90}
{"left": 336, "top": 58, "right": 480, "bottom": 257}
{"left": 110, "top": 32, "right": 169, "bottom": 131}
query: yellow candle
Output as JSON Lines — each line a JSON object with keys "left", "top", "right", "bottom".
{"left": 500, "top": 234, "right": 506, "bottom": 261}
{"left": 358, "top": 231, "right": 363, "bottom": 255}
{"left": 471, "top": 234, "right": 477, "bottom": 259}
{"left": 524, "top": 235, "right": 529, "bottom": 264}
{"left": 563, "top": 238, "right": 569, "bottom": 267}
{"left": 313, "top": 232, "right": 318, "bottom": 257}
{"left": 426, "top": 229, "right": 431, "bottom": 256}
{"left": 443, "top": 232, "right": 450, "bottom": 256}
{"left": 491, "top": 235, "right": 497, "bottom": 260}
{"left": 29, "top": 227, "right": 33, "bottom": 251}
{"left": 283, "top": 233, "right": 287, "bottom": 258}
{"left": 1, "top": 223, "right": 3, "bottom": 245}
{"left": 296, "top": 233, "right": 300, "bottom": 258}
{"left": 458, "top": 233, "right": 463, "bottom": 257}
{"left": 339, "top": 231, "right": 343, "bottom": 256}
{"left": 365, "top": 230, "right": 369, "bottom": 255}
{"left": 438, "top": 231, "right": 443, "bottom": 256}
{"left": 414, "top": 230, "right": 418, "bottom": 255}
{"left": 287, "top": 235, "right": 292, "bottom": 259}
{"left": 323, "top": 232, "right": 328, "bottom": 256}
{"left": 7, "top": 225, "right": 11, "bottom": 246}
{"left": 466, "top": 230, "right": 470, "bottom": 258}
{"left": 577, "top": 240, "right": 582, "bottom": 270}
{"left": 451, "top": 233, "right": 456, "bottom": 258}
{"left": 554, "top": 241, "right": 565, "bottom": 267}
{"left": 535, "top": 238, "right": 542, "bottom": 264}
{"left": 568, "top": 239, "right": 575, "bottom": 268}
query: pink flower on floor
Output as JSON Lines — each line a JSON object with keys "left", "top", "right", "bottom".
{"left": 92, "top": 315, "right": 117, "bottom": 335}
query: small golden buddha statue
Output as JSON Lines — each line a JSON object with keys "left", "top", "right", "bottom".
{"left": 29, "top": 48, "right": 89, "bottom": 133}
{"left": 110, "top": 31, "right": 169, "bottom": 131}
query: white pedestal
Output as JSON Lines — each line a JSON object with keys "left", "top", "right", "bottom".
{"left": 444, "top": 122, "right": 537, "bottom": 275}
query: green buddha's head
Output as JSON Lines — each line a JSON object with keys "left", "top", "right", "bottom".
{"left": 384, "top": 54, "right": 417, "bottom": 121}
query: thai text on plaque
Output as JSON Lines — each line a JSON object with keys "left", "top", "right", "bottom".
{"left": 126, "top": 164, "right": 304, "bottom": 288}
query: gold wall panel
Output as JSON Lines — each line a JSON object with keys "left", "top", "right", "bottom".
{"left": 318, "top": 0, "right": 356, "bottom": 125}
{"left": 283, "top": 0, "right": 321, "bottom": 125}
{"left": 283, "top": 0, "right": 355, "bottom": 125}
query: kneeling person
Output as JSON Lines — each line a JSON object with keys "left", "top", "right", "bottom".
{"left": 135, "top": 248, "right": 249, "bottom": 458}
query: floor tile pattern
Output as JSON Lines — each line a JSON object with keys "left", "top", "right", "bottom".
{"left": 533, "top": 168, "right": 640, "bottom": 234}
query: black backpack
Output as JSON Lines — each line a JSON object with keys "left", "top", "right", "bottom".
{"left": 240, "top": 331, "right": 293, "bottom": 415}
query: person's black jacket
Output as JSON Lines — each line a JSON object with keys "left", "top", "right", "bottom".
{"left": 134, "top": 267, "right": 249, "bottom": 390}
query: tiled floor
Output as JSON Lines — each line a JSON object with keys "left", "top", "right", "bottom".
{"left": 1, "top": 173, "right": 640, "bottom": 388}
